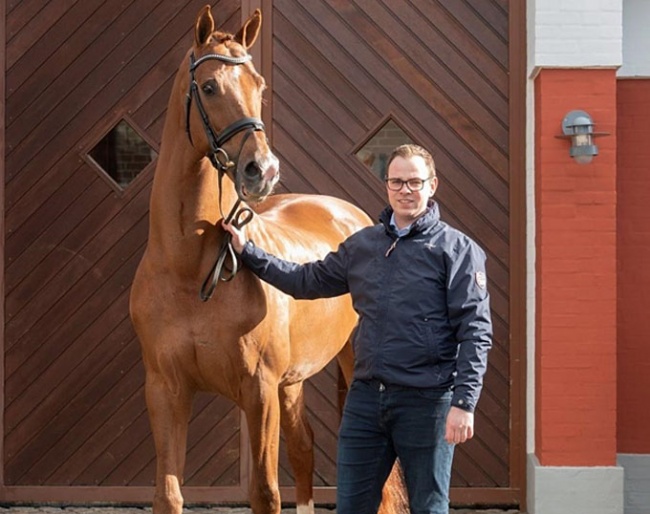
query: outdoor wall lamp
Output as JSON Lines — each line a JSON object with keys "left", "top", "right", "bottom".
{"left": 557, "top": 110, "right": 609, "bottom": 165}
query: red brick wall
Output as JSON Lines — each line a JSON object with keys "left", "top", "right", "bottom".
{"left": 535, "top": 69, "right": 617, "bottom": 466}
{"left": 617, "top": 78, "right": 650, "bottom": 454}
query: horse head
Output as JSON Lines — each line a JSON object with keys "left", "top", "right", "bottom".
{"left": 185, "top": 5, "right": 279, "bottom": 202}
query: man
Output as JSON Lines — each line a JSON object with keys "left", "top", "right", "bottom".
{"left": 223, "top": 144, "right": 492, "bottom": 514}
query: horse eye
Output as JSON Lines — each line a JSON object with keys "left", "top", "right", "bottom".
{"left": 201, "top": 82, "right": 217, "bottom": 96}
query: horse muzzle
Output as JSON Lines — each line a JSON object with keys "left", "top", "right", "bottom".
{"left": 237, "top": 154, "right": 280, "bottom": 201}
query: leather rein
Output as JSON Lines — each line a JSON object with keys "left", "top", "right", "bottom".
{"left": 184, "top": 51, "right": 265, "bottom": 301}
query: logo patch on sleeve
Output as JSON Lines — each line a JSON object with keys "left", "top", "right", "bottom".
{"left": 475, "top": 271, "right": 487, "bottom": 289}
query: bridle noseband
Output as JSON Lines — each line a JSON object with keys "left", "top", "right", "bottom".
{"left": 185, "top": 50, "right": 265, "bottom": 302}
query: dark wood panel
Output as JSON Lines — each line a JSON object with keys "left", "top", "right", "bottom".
{"left": 6, "top": 0, "right": 198, "bottom": 197}
{"left": 6, "top": 0, "right": 54, "bottom": 40}
{"left": 272, "top": 0, "right": 509, "bottom": 234}
{"left": 185, "top": 402, "right": 242, "bottom": 486}
{"left": 437, "top": 0, "right": 508, "bottom": 68}
{"left": 5, "top": 219, "right": 148, "bottom": 422}
{"left": 5, "top": 161, "right": 92, "bottom": 249}
{"left": 272, "top": 82, "right": 377, "bottom": 201}
{"left": 5, "top": 178, "right": 112, "bottom": 305}
{"left": 5, "top": 250, "right": 145, "bottom": 479}
{"left": 271, "top": 0, "right": 513, "bottom": 493}
{"left": 5, "top": 0, "right": 85, "bottom": 71}
{"left": 353, "top": 0, "right": 509, "bottom": 148}
{"left": 7, "top": 0, "right": 174, "bottom": 137}
{"left": 4, "top": 0, "right": 252, "bottom": 490}
{"left": 5, "top": 183, "right": 149, "bottom": 354}
{"left": 38, "top": 359, "right": 145, "bottom": 485}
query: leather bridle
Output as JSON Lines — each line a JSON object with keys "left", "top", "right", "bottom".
{"left": 184, "top": 50, "right": 264, "bottom": 301}
{"left": 185, "top": 51, "right": 265, "bottom": 173}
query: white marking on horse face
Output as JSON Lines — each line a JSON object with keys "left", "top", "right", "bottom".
{"left": 260, "top": 151, "right": 280, "bottom": 185}
{"left": 296, "top": 499, "right": 314, "bottom": 514}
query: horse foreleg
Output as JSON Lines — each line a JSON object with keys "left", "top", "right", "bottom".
{"left": 145, "top": 373, "right": 193, "bottom": 514}
{"left": 280, "top": 382, "right": 314, "bottom": 514}
{"left": 242, "top": 378, "right": 282, "bottom": 514}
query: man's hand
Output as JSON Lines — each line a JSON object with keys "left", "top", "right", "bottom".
{"left": 444, "top": 406, "right": 474, "bottom": 444}
{"left": 222, "top": 220, "right": 247, "bottom": 253}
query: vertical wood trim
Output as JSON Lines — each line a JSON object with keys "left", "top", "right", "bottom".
{"left": 0, "top": 0, "right": 6, "bottom": 489}
{"left": 509, "top": 0, "right": 527, "bottom": 508}
{"left": 261, "top": 0, "right": 273, "bottom": 144}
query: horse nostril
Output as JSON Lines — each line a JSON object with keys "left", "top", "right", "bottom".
{"left": 244, "top": 161, "right": 261, "bottom": 178}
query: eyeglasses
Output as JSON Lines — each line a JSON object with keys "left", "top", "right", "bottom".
{"left": 385, "top": 177, "right": 431, "bottom": 191}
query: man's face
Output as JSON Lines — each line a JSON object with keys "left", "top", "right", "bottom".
{"left": 386, "top": 155, "right": 438, "bottom": 229}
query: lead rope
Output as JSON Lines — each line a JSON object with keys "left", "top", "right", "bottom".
{"left": 199, "top": 171, "right": 254, "bottom": 302}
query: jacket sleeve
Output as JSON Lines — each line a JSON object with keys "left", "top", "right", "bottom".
{"left": 446, "top": 239, "right": 493, "bottom": 412}
{"left": 239, "top": 240, "right": 350, "bottom": 299}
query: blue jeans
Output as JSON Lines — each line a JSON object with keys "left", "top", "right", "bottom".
{"left": 336, "top": 379, "right": 454, "bottom": 514}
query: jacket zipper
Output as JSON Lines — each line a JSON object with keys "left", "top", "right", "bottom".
{"left": 385, "top": 238, "right": 399, "bottom": 257}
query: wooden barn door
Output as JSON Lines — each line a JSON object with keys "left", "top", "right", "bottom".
{"left": 261, "top": 0, "right": 526, "bottom": 507}
{"left": 1, "top": 0, "right": 525, "bottom": 508}
{"left": 1, "top": 0, "right": 258, "bottom": 504}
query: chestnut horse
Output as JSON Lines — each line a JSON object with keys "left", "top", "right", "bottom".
{"left": 130, "top": 6, "right": 406, "bottom": 514}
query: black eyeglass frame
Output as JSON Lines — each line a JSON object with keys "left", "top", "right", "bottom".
{"left": 384, "top": 177, "right": 433, "bottom": 191}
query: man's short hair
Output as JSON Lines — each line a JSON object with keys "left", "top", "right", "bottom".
{"left": 386, "top": 144, "right": 436, "bottom": 179}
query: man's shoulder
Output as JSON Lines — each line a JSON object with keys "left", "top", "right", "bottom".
{"left": 435, "top": 222, "right": 485, "bottom": 256}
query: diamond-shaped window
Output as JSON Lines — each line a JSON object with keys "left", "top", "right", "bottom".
{"left": 87, "top": 119, "right": 157, "bottom": 189}
{"left": 355, "top": 118, "right": 415, "bottom": 180}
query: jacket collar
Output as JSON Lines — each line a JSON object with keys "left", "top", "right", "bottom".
{"left": 379, "top": 200, "right": 441, "bottom": 237}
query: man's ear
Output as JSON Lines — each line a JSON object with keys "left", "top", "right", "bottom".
{"left": 429, "top": 176, "right": 439, "bottom": 196}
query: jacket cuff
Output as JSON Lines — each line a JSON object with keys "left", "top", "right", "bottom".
{"left": 451, "top": 396, "right": 475, "bottom": 412}
{"left": 241, "top": 239, "right": 255, "bottom": 257}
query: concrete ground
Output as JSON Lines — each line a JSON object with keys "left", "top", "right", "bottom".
{"left": 0, "top": 506, "right": 522, "bottom": 514}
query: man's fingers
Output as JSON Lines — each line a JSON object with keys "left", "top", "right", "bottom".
{"left": 445, "top": 409, "right": 475, "bottom": 444}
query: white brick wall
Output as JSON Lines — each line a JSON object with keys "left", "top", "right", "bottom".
{"left": 528, "top": 0, "right": 623, "bottom": 73}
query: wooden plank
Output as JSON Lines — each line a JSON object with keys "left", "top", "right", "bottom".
{"left": 5, "top": 216, "right": 148, "bottom": 412}
{"left": 5, "top": 177, "right": 111, "bottom": 300}
{"left": 4, "top": 251, "right": 145, "bottom": 481}
{"left": 5, "top": 161, "right": 92, "bottom": 249}
{"left": 357, "top": 0, "right": 509, "bottom": 136}
{"left": 6, "top": 0, "right": 83, "bottom": 70}
{"left": 436, "top": 0, "right": 509, "bottom": 68}
{"left": 5, "top": 325, "right": 143, "bottom": 483}
{"left": 6, "top": 0, "right": 197, "bottom": 195}
{"left": 5, "top": 184, "right": 148, "bottom": 351}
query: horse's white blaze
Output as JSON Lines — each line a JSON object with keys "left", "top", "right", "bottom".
{"left": 296, "top": 499, "right": 314, "bottom": 514}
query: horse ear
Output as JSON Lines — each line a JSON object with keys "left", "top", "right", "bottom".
{"left": 195, "top": 4, "right": 215, "bottom": 47}
{"left": 235, "top": 9, "right": 262, "bottom": 50}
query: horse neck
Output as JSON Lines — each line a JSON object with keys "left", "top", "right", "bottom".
{"left": 148, "top": 102, "right": 239, "bottom": 269}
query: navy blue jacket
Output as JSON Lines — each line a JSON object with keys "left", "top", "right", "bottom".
{"left": 240, "top": 201, "right": 492, "bottom": 412}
